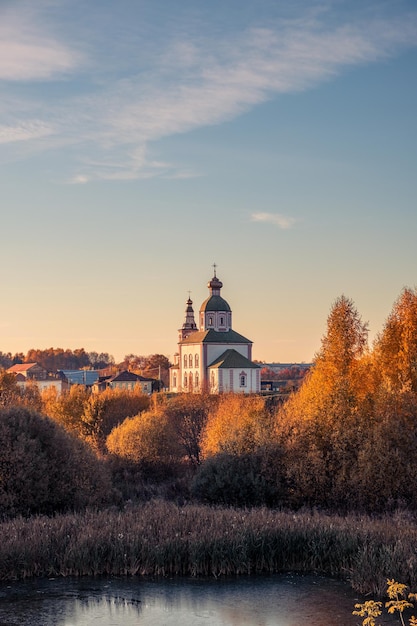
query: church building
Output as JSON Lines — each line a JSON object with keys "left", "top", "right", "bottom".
{"left": 169, "top": 270, "right": 260, "bottom": 394}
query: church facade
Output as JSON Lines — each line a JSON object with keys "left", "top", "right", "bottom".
{"left": 169, "top": 271, "right": 260, "bottom": 394}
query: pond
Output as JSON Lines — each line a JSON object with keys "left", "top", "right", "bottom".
{"left": 0, "top": 574, "right": 397, "bottom": 626}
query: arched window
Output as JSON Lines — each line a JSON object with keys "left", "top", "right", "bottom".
{"left": 195, "top": 354, "right": 199, "bottom": 368}
{"left": 173, "top": 374, "right": 177, "bottom": 388}
{"left": 189, "top": 372, "right": 193, "bottom": 390}
{"left": 208, "top": 316, "right": 213, "bottom": 326}
{"left": 220, "top": 316, "right": 224, "bottom": 325}
{"left": 240, "top": 372, "right": 247, "bottom": 387}
{"left": 184, "top": 373, "right": 188, "bottom": 388}
{"left": 195, "top": 372, "right": 199, "bottom": 388}
{"left": 184, "top": 354, "right": 187, "bottom": 368}
{"left": 189, "top": 354, "right": 193, "bottom": 368}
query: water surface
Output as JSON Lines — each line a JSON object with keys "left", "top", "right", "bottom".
{"left": 0, "top": 574, "right": 396, "bottom": 626}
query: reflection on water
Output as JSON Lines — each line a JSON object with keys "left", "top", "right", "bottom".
{"left": 0, "top": 574, "right": 396, "bottom": 626}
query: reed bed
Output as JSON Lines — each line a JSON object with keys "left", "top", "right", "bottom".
{"left": 0, "top": 501, "right": 416, "bottom": 595}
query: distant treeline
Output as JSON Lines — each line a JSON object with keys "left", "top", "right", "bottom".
{"left": 0, "top": 347, "right": 114, "bottom": 371}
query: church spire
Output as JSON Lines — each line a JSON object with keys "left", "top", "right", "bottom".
{"left": 179, "top": 293, "right": 197, "bottom": 340}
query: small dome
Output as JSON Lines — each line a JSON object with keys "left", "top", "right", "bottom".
{"left": 207, "top": 275, "right": 223, "bottom": 290}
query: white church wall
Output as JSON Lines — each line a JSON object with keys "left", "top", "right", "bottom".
{"left": 209, "top": 367, "right": 259, "bottom": 394}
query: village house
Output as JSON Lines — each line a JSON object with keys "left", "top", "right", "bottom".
{"left": 7, "top": 362, "right": 66, "bottom": 394}
{"left": 92, "top": 370, "right": 158, "bottom": 395}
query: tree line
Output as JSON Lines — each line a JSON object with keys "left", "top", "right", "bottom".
{"left": 0, "top": 348, "right": 114, "bottom": 371}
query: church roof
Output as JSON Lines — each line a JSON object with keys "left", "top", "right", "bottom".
{"left": 180, "top": 328, "right": 252, "bottom": 345}
{"left": 200, "top": 295, "right": 231, "bottom": 313}
{"left": 208, "top": 349, "right": 260, "bottom": 369}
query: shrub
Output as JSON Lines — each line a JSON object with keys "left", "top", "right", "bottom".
{"left": 42, "top": 386, "right": 150, "bottom": 452}
{"left": 106, "top": 410, "right": 183, "bottom": 466}
{"left": 0, "top": 371, "right": 42, "bottom": 411}
{"left": 0, "top": 407, "right": 113, "bottom": 518}
{"left": 82, "top": 387, "right": 150, "bottom": 452}
{"left": 191, "top": 446, "right": 285, "bottom": 507}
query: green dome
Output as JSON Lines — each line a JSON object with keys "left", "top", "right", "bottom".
{"left": 200, "top": 295, "right": 231, "bottom": 313}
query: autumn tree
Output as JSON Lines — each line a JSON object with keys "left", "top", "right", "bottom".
{"left": 192, "top": 396, "right": 285, "bottom": 506}
{"left": 260, "top": 367, "right": 280, "bottom": 381}
{"left": 142, "top": 354, "right": 171, "bottom": 383}
{"left": 352, "top": 390, "right": 417, "bottom": 511}
{"left": 0, "top": 372, "right": 42, "bottom": 411}
{"left": 162, "top": 393, "right": 215, "bottom": 466}
{"left": 315, "top": 294, "right": 368, "bottom": 383}
{"left": 0, "top": 353, "right": 13, "bottom": 369}
{"left": 342, "top": 287, "right": 417, "bottom": 510}
{"left": 41, "top": 385, "right": 90, "bottom": 438}
{"left": 276, "top": 295, "right": 371, "bottom": 508}
{"left": 81, "top": 387, "right": 150, "bottom": 452}
{"left": 87, "top": 351, "right": 115, "bottom": 369}
{"left": 106, "top": 410, "right": 182, "bottom": 466}
{"left": 373, "top": 287, "right": 417, "bottom": 393}
{"left": 119, "top": 354, "right": 147, "bottom": 372}
{"left": 42, "top": 386, "right": 150, "bottom": 452}
{"left": 201, "top": 394, "right": 275, "bottom": 458}
{"left": 0, "top": 371, "right": 21, "bottom": 409}
{"left": 119, "top": 354, "right": 171, "bottom": 387}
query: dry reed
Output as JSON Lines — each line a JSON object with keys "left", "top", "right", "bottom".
{"left": 0, "top": 502, "right": 416, "bottom": 595}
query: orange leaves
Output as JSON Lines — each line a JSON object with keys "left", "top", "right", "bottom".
{"left": 201, "top": 394, "right": 274, "bottom": 457}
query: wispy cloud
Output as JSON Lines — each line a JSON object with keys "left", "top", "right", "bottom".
{"left": 1, "top": 2, "right": 416, "bottom": 180}
{"left": 0, "top": 121, "right": 55, "bottom": 144}
{"left": 251, "top": 212, "right": 297, "bottom": 229}
{"left": 0, "top": 3, "right": 82, "bottom": 81}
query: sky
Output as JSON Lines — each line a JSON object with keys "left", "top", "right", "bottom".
{"left": 1, "top": 0, "right": 416, "bottom": 365}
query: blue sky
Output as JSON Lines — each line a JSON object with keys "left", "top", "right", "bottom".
{"left": 1, "top": 0, "right": 416, "bottom": 364}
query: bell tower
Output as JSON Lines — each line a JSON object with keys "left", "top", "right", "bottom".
{"left": 178, "top": 294, "right": 198, "bottom": 341}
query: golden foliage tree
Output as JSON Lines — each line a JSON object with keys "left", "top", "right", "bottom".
{"left": 0, "top": 371, "right": 24, "bottom": 409}
{"left": 0, "top": 371, "right": 42, "bottom": 412}
{"left": 42, "top": 386, "right": 150, "bottom": 452}
{"left": 41, "top": 385, "right": 90, "bottom": 438}
{"left": 81, "top": 387, "right": 150, "bottom": 452}
{"left": 373, "top": 287, "right": 417, "bottom": 393}
{"left": 352, "top": 390, "right": 417, "bottom": 511}
{"left": 106, "top": 410, "right": 182, "bottom": 465}
{"left": 276, "top": 295, "right": 371, "bottom": 508}
{"left": 201, "top": 393, "right": 274, "bottom": 457}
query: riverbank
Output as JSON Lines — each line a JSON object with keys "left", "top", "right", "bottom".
{"left": 1, "top": 501, "right": 416, "bottom": 595}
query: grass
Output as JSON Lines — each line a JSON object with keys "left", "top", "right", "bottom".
{"left": 0, "top": 501, "right": 416, "bottom": 595}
